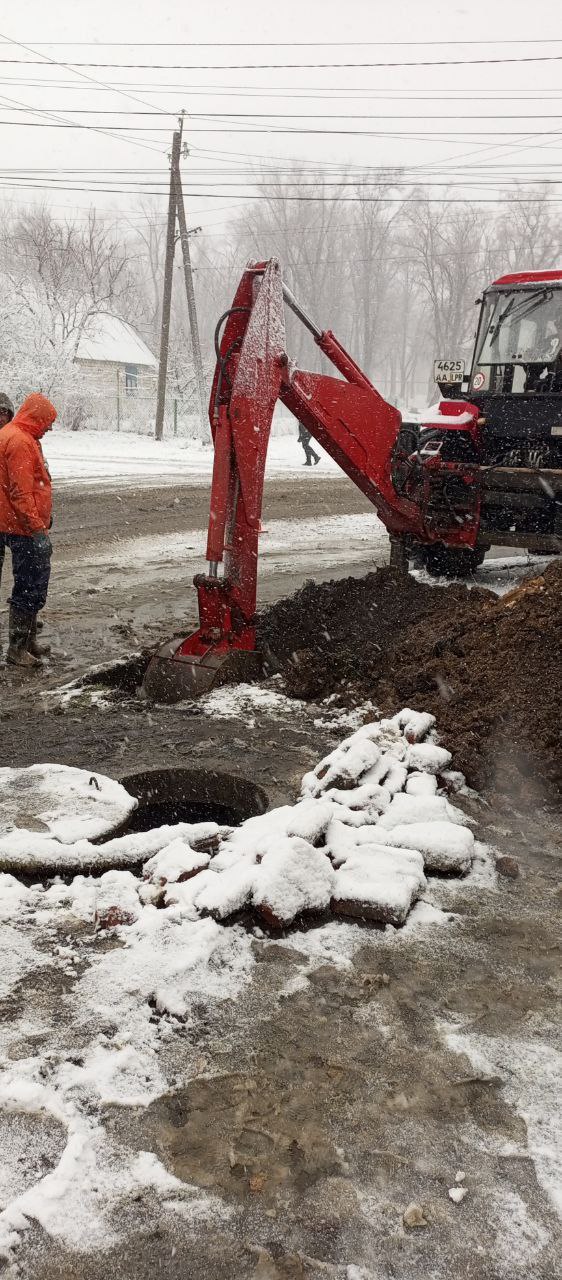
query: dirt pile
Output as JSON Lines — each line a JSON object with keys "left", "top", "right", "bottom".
{"left": 258, "top": 568, "right": 494, "bottom": 700}
{"left": 259, "top": 562, "right": 562, "bottom": 803}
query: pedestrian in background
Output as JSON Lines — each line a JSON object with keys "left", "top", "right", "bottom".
{"left": 297, "top": 421, "right": 320, "bottom": 466}
{"left": 0, "top": 392, "right": 57, "bottom": 667}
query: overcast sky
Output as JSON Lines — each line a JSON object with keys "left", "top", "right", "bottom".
{"left": 0, "top": 0, "right": 561, "bottom": 236}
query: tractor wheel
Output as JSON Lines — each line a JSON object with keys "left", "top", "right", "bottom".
{"left": 420, "top": 544, "right": 487, "bottom": 578}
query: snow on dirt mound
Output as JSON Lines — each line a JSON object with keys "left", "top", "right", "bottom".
{"left": 0, "top": 711, "right": 473, "bottom": 930}
{"left": 259, "top": 560, "right": 562, "bottom": 804}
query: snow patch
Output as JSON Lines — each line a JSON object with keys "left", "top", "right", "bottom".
{"left": 201, "top": 681, "right": 304, "bottom": 722}
{"left": 442, "top": 1023, "right": 562, "bottom": 1217}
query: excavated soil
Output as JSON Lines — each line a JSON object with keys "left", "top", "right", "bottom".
{"left": 259, "top": 561, "right": 562, "bottom": 804}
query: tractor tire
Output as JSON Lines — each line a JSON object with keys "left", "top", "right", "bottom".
{"left": 420, "top": 544, "right": 487, "bottom": 578}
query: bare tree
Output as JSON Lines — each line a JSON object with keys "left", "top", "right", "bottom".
{"left": 127, "top": 199, "right": 167, "bottom": 348}
{"left": 0, "top": 205, "right": 140, "bottom": 361}
{"left": 402, "top": 195, "right": 486, "bottom": 394}
{"left": 346, "top": 174, "right": 402, "bottom": 378}
{"left": 231, "top": 169, "right": 350, "bottom": 370}
{"left": 487, "top": 184, "right": 562, "bottom": 274}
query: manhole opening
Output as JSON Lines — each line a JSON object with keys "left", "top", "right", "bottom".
{"left": 119, "top": 767, "right": 269, "bottom": 833}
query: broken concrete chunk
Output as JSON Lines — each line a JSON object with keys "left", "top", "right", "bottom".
{"left": 332, "top": 846, "right": 425, "bottom": 926}
{"left": 391, "top": 709, "right": 436, "bottom": 743}
{"left": 312, "top": 737, "right": 382, "bottom": 792}
{"left": 143, "top": 838, "right": 211, "bottom": 886}
{"left": 405, "top": 772, "right": 438, "bottom": 797}
{"left": 253, "top": 838, "right": 335, "bottom": 928}
{"left": 383, "top": 821, "right": 475, "bottom": 874}
{"left": 406, "top": 742, "right": 452, "bottom": 774}
{"left": 375, "top": 792, "right": 467, "bottom": 832}
{"left": 192, "top": 861, "right": 256, "bottom": 921}
{"left": 94, "top": 870, "right": 141, "bottom": 930}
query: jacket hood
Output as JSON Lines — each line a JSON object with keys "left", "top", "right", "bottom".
{"left": 11, "top": 393, "right": 57, "bottom": 438}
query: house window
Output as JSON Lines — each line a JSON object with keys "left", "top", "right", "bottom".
{"left": 125, "top": 364, "right": 139, "bottom": 394}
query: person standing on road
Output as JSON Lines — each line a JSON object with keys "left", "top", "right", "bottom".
{"left": 297, "top": 421, "right": 320, "bottom": 467}
{"left": 0, "top": 392, "right": 57, "bottom": 668}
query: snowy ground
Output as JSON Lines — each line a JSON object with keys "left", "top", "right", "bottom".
{"left": 46, "top": 430, "right": 339, "bottom": 488}
{"left": 0, "top": 703, "right": 560, "bottom": 1279}
{"left": 412, "top": 552, "right": 559, "bottom": 597}
{"left": 83, "top": 512, "right": 388, "bottom": 592}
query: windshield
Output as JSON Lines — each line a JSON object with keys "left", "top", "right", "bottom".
{"left": 471, "top": 287, "right": 562, "bottom": 393}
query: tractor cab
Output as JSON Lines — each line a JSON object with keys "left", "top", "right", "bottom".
{"left": 471, "top": 274, "right": 562, "bottom": 400}
{"left": 393, "top": 270, "right": 562, "bottom": 573}
{"left": 465, "top": 271, "right": 562, "bottom": 468}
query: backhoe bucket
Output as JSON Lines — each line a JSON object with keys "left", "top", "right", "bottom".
{"left": 143, "top": 639, "right": 263, "bottom": 704}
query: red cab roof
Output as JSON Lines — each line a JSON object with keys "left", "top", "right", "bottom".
{"left": 491, "top": 269, "right": 562, "bottom": 287}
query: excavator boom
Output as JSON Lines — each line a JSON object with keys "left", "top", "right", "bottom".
{"left": 143, "top": 260, "right": 478, "bottom": 702}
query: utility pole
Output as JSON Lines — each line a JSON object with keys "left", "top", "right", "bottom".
{"left": 174, "top": 169, "right": 207, "bottom": 439}
{"left": 155, "top": 114, "right": 208, "bottom": 441}
{"left": 154, "top": 125, "right": 182, "bottom": 441}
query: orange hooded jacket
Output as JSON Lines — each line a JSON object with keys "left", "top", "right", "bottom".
{"left": 0, "top": 394, "right": 57, "bottom": 535}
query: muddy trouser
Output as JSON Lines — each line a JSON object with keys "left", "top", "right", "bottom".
{"left": 0, "top": 533, "right": 52, "bottom": 614}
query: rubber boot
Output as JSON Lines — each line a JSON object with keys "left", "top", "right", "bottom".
{"left": 28, "top": 615, "right": 51, "bottom": 659}
{"left": 6, "top": 606, "right": 41, "bottom": 668}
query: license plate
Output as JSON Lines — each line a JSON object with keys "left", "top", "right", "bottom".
{"left": 551, "top": 425, "right": 562, "bottom": 437}
{"left": 434, "top": 359, "right": 465, "bottom": 385}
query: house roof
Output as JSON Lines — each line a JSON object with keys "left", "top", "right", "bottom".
{"left": 75, "top": 314, "right": 158, "bottom": 369}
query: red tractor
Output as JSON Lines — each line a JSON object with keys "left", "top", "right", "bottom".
{"left": 144, "top": 260, "right": 562, "bottom": 701}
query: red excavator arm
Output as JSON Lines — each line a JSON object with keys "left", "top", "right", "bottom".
{"left": 144, "top": 260, "right": 478, "bottom": 701}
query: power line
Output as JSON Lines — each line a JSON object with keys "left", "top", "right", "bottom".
{"left": 18, "top": 38, "right": 562, "bottom": 46}
{"left": 2, "top": 54, "right": 562, "bottom": 69}
{"left": 0, "top": 180, "right": 561, "bottom": 203}
{"left": 5, "top": 107, "right": 562, "bottom": 120}
{"left": 0, "top": 109, "right": 167, "bottom": 146}
{"left": 0, "top": 28, "right": 170, "bottom": 117}
{"left": 6, "top": 79, "right": 562, "bottom": 101}
{"left": 3, "top": 160, "right": 559, "bottom": 174}
{"left": 0, "top": 57, "right": 166, "bottom": 156}
{"left": 5, "top": 177, "right": 561, "bottom": 190}
{"left": 2, "top": 119, "right": 562, "bottom": 138}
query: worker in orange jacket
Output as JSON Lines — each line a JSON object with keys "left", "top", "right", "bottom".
{"left": 0, "top": 393, "right": 58, "bottom": 667}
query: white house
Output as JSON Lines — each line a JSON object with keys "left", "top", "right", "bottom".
{"left": 74, "top": 313, "right": 157, "bottom": 396}
{"left": 69, "top": 313, "right": 158, "bottom": 430}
